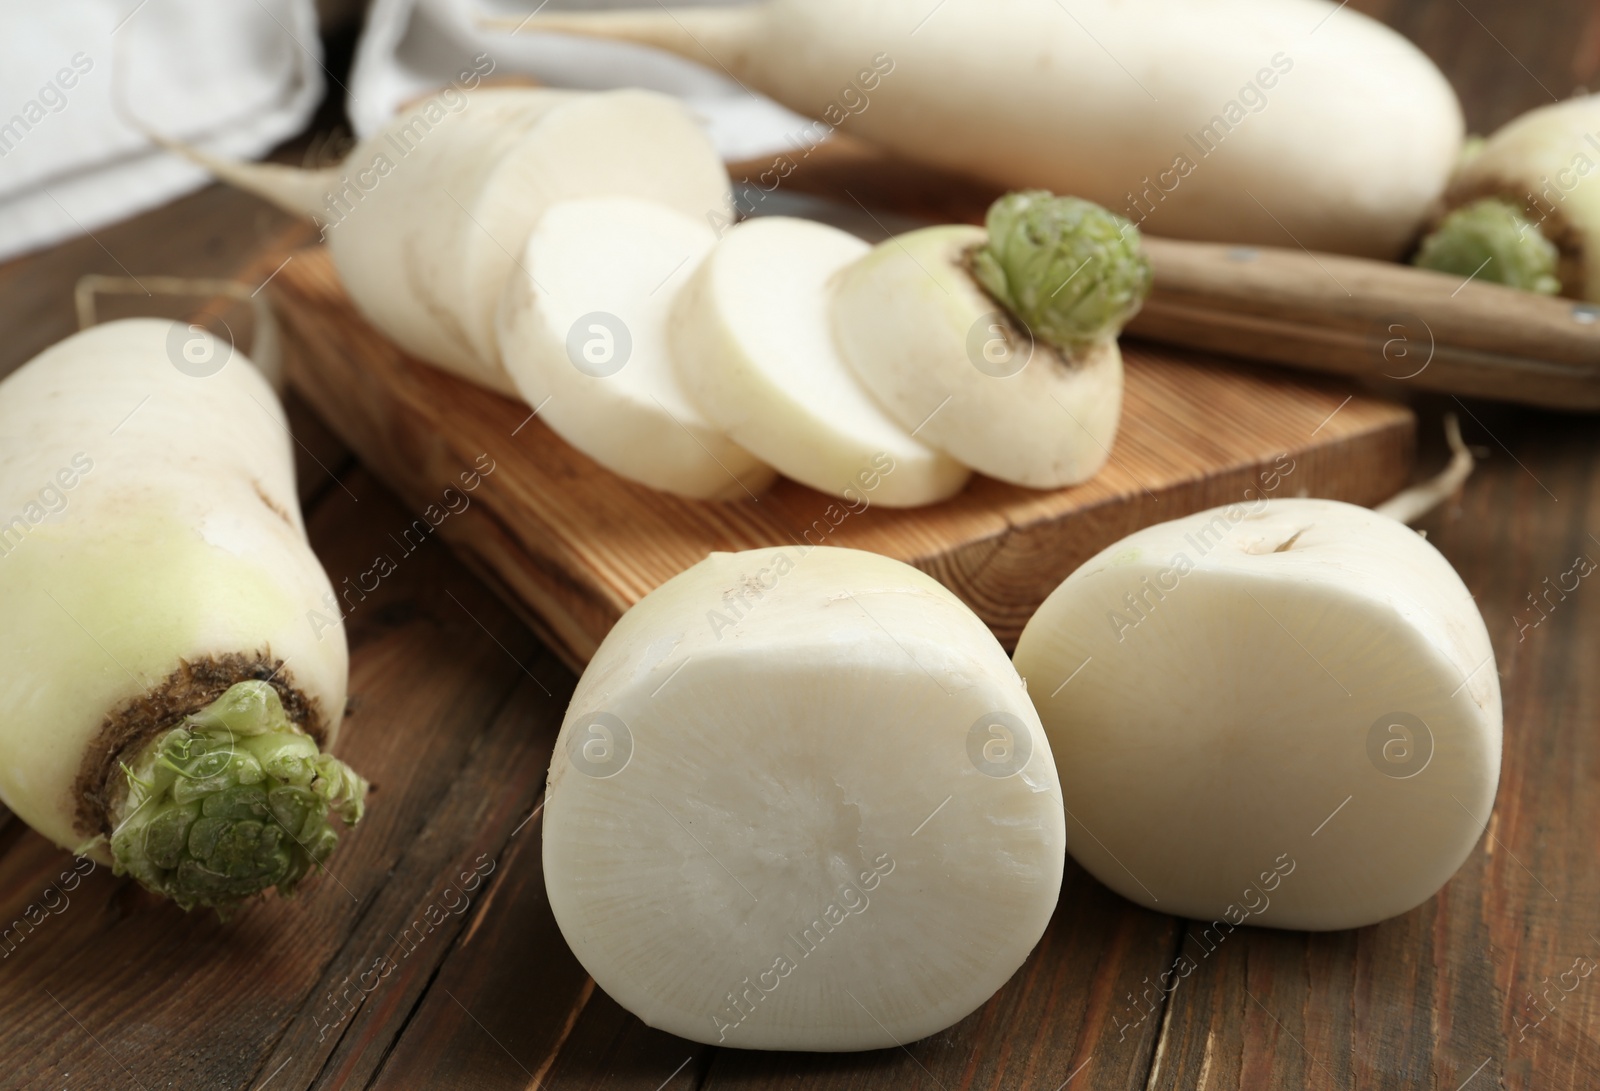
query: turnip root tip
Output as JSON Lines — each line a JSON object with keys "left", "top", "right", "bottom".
{"left": 109, "top": 681, "right": 367, "bottom": 914}
{"left": 1413, "top": 198, "right": 1561, "bottom": 295}
{"left": 1374, "top": 414, "right": 1473, "bottom": 526}
{"left": 971, "top": 191, "right": 1152, "bottom": 352}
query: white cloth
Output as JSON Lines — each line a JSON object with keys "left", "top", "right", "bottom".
{"left": 349, "top": 0, "right": 808, "bottom": 159}
{"left": 0, "top": 0, "right": 814, "bottom": 264}
{"left": 0, "top": 0, "right": 324, "bottom": 263}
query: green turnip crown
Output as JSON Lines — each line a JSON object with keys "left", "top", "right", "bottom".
{"left": 971, "top": 191, "right": 1153, "bottom": 351}
{"left": 112, "top": 681, "right": 366, "bottom": 913}
{"left": 1413, "top": 198, "right": 1562, "bottom": 295}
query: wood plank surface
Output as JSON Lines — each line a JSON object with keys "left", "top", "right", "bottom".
{"left": 272, "top": 245, "right": 1414, "bottom": 665}
{"left": 0, "top": 0, "right": 1597, "bottom": 1088}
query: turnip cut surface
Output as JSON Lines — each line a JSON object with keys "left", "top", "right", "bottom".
{"left": 497, "top": 196, "right": 772, "bottom": 500}
{"left": 543, "top": 547, "right": 1065, "bottom": 1049}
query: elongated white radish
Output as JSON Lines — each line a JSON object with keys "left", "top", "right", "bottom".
{"left": 164, "top": 87, "right": 730, "bottom": 392}
{"left": 544, "top": 546, "right": 1064, "bottom": 1049}
{"left": 498, "top": 0, "right": 1462, "bottom": 259}
{"left": 0, "top": 320, "right": 365, "bottom": 912}
{"left": 669, "top": 216, "right": 970, "bottom": 507}
{"left": 1012, "top": 498, "right": 1500, "bottom": 930}
{"left": 496, "top": 196, "right": 774, "bottom": 500}
{"left": 833, "top": 193, "right": 1146, "bottom": 489}
{"left": 1416, "top": 93, "right": 1600, "bottom": 300}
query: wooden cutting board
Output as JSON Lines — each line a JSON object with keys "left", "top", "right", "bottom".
{"left": 271, "top": 246, "right": 1414, "bottom": 668}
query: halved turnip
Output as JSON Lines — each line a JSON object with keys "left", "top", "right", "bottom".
{"left": 1012, "top": 498, "right": 1500, "bottom": 931}
{"left": 669, "top": 216, "right": 970, "bottom": 507}
{"left": 496, "top": 196, "right": 774, "bottom": 500}
{"left": 543, "top": 546, "right": 1065, "bottom": 1050}
{"left": 164, "top": 87, "right": 730, "bottom": 393}
{"left": 832, "top": 192, "right": 1149, "bottom": 489}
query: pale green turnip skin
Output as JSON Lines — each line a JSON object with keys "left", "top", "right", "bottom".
{"left": 544, "top": 547, "right": 1065, "bottom": 1050}
{"left": 177, "top": 87, "right": 731, "bottom": 394}
{"left": 511, "top": 0, "right": 1463, "bottom": 259}
{"left": 1426, "top": 93, "right": 1600, "bottom": 300}
{"left": 0, "top": 320, "right": 361, "bottom": 910}
{"left": 1013, "top": 498, "right": 1501, "bottom": 931}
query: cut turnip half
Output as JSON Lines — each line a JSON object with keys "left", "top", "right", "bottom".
{"left": 832, "top": 194, "right": 1149, "bottom": 490}
{"left": 1013, "top": 498, "right": 1501, "bottom": 931}
{"left": 543, "top": 546, "right": 1065, "bottom": 1050}
{"left": 496, "top": 196, "right": 774, "bottom": 500}
{"left": 670, "top": 216, "right": 970, "bottom": 507}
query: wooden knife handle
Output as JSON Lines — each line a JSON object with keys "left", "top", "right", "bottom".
{"left": 1129, "top": 236, "right": 1600, "bottom": 410}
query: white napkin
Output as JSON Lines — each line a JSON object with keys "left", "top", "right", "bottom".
{"left": 0, "top": 0, "right": 323, "bottom": 263}
{"left": 348, "top": 0, "right": 809, "bottom": 159}
{"left": 0, "top": 0, "right": 818, "bottom": 265}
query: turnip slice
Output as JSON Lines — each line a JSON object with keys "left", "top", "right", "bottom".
{"left": 497, "top": 196, "right": 774, "bottom": 500}
{"left": 670, "top": 216, "right": 970, "bottom": 507}
{"left": 1013, "top": 498, "right": 1501, "bottom": 931}
{"left": 544, "top": 546, "right": 1065, "bottom": 1049}
{"left": 833, "top": 193, "right": 1148, "bottom": 489}
{"left": 164, "top": 87, "right": 730, "bottom": 393}
{"left": 0, "top": 320, "right": 365, "bottom": 912}
{"left": 498, "top": 0, "right": 1463, "bottom": 259}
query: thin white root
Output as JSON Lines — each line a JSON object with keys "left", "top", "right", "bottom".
{"left": 1374, "top": 413, "right": 1473, "bottom": 525}
{"left": 74, "top": 275, "right": 284, "bottom": 391}
{"left": 105, "top": 45, "right": 334, "bottom": 226}
{"left": 112, "top": 87, "right": 335, "bottom": 220}
{"left": 145, "top": 126, "right": 337, "bottom": 220}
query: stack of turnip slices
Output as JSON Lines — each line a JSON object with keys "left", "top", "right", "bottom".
{"left": 178, "top": 86, "right": 1151, "bottom": 505}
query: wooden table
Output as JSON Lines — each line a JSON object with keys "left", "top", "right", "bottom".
{"left": 1, "top": 2, "right": 1597, "bottom": 1087}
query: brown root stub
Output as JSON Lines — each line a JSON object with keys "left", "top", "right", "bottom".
{"left": 73, "top": 651, "right": 328, "bottom": 840}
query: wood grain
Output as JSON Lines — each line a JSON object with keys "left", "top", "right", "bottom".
{"left": 271, "top": 245, "right": 1415, "bottom": 666}
{"left": 1130, "top": 237, "right": 1600, "bottom": 411}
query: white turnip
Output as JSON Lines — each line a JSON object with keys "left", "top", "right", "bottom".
{"left": 1415, "top": 93, "right": 1600, "bottom": 300}
{"left": 500, "top": 0, "right": 1463, "bottom": 259}
{"left": 543, "top": 546, "right": 1064, "bottom": 1049}
{"left": 0, "top": 320, "right": 366, "bottom": 912}
{"left": 1012, "top": 497, "right": 1500, "bottom": 930}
